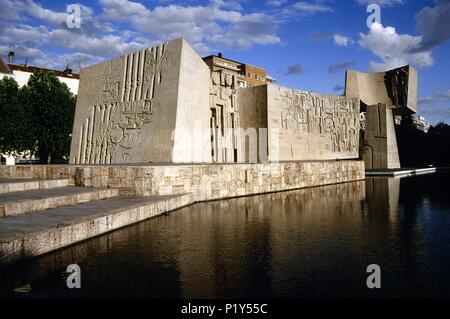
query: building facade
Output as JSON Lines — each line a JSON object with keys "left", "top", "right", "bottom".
{"left": 411, "top": 115, "right": 431, "bottom": 133}
{"left": 0, "top": 56, "right": 79, "bottom": 94}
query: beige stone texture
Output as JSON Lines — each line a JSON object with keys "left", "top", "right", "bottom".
{"left": 0, "top": 186, "right": 118, "bottom": 217}
{"left": 0, "top": 161, "right": 365, "bottom": 201}
{"left": 70, "top": 38, "right": 211, "bottom": 164}
{"left": 0, "top": 160, "right": 364, "bottom": 265}
{"left": 345, "top": 65, "right": 418, "bottom": 113}
{"left": 0, "top": 178, "right": 68, "bottom": 194}
{"left": 0, "top": 194, "right": 194, "bottom": 265}
{"left": 236, "top": 85, "right": 268, "bottom": 163}
{"left": 345, "top": 65, "right": 418, "bottom": 169}
{"left": 363, "top": 104, "right": 400, "bottom": 169}
{"left": 266, "top": 84, "right": 360, "bottom": 161}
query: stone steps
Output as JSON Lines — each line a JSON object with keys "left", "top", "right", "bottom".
{"left": 0, "top": 193, "right": 194, "bottom": 265}
{"left": 0, "top": 178, "right": 68, "bottom": 194}
{"left": 0, "top": 187, "right": 119, "bottom": 218}
{"left": 0, "top": 176, "right": 194, "bottom": 265}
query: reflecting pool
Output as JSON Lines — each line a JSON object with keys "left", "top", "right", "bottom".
{"left": 1, "top": 172, "right": 450, "bottom": 299}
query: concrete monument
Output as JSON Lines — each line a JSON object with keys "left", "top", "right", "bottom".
{"left": 71, "top": 38, "right": 361, "bottom": 165}
{"left": 237, "top": 85, "right": 360, "bottom": 162}
{"left": 70, "top": 39, "right": 211, "bottom": 164}
{"left": 345, "top": 66, "right": 418, "bottom": 169}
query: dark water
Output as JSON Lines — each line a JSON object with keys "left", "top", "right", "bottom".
{"left": 1, "top": 173, "right": 450, "bottom": 299}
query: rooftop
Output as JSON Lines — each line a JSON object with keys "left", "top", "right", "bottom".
{"left": 202, "top": 54, "right": 265, "bottom": 71}
{"left": 0, "top": 58, "right": 12, "bottom": 74}
{"left": 7, "top": 63, "right": 80, "bottom": 80}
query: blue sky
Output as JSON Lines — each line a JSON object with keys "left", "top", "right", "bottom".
{"left": 1, "top": 0, "right": 449, "bottom": 124}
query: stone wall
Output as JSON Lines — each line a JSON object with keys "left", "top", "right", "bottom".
{"left": 70, "top": 38, "right": 211, "bottom": 165}
{"left": 0, "top": 160, "right": 365, "bottom": 201}
{"left": 363, "top": 104, "right": 400, "bottom": 169}
{"left": 345, "top": 65, "right": 418, "bottom": 113}
{"left": 236, "top": 85, "right": 268, "bottom": 163}
{"left": 267, "top": 84, "right": 360, "bottom": 161}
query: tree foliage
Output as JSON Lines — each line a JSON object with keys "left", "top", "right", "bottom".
{"left": 0, "top": 77, "right": 29, "bottom": 156}
{"left": 397, "top": 118, "right": 450, "bottom": 167}
{"left": 0, "top": 72, "right": 76, "bottom": 163}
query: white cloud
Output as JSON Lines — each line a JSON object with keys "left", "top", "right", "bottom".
{"left": 293, "top": 2, "right": 334, "bottom": 13}
{"left": 419, "top": 90, "right": 450, "bottom": 106}
{"left": 100, "top": 0, "right": 148, "bottom": 21}
{"left": 0, "top": 44, "right": 45, "bottom": 60}
{"left": 46, "top": 29, "right": 146, "bottom": 56}
{"left": 284, "top": 64, "right": 303, "bottom": 75}
{"left": 359, "top": 22, "right": 433, "bottom": 71}
{"left": 25, "top": 0, "right": 69, "bottom": 24}
{"left": 333, "top": 34, "right": 353, "bottom": 47}
{"left": 415, "top": 0, "right": 450, "bottom": 51}
{"left": 355, "top": 0, "right": 405, "bottom": 7}
{"left": 0, "top": 0, "right": 284, "bottom": 69}
{"left": 0, "top": 0, "right": 24, "bottom": 21}
{"left": 114, "top": 0, "right": 281, "bottom": 49}
{"left": 267, "top": 0, "right": 287, "bottom": 6}
{"left": 328, "top": 61, "right": 357, "bottom": 74}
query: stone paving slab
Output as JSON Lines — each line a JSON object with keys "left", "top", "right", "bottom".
{"left": 0, "top": 187, "right": 119, "bottom": 218}
{"left": 0, "top": 178, "right": 68, "bottom": 194}
{"left": 0, "top": 193, "right": 194, "bottom": 265}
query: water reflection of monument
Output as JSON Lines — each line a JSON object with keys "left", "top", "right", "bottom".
{"left": 366, "top": 177, "right": 401, "bottom": 224}
{"left": 0, "top": 177, "right": 432, "bottom": 298}
{"left": 165, "top": 182, "right": 368, "bottom": 298}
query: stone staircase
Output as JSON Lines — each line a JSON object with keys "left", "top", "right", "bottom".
{"left": 0, "top": 178, "right": 194, "bottom": 265}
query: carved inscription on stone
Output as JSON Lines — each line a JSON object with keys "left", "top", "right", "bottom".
{"left": 209, "top": 71, "right": 240, "bottom": 163}
{"left": 278, "top": 88, "right": 359, "bottom": 154}
{"left": 76, "top": 43, "right": 168, "bottom": 164}
{"left": 385, "top": 66, "right": 409, "bottom": 108}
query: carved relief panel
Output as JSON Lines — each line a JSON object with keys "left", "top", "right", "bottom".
{"left": 278, "top": 88, "right": 359, "bottom": 155}
{"left": 209, "top": 70, "right": 240, "bottom": 163}
{"left": 75, "top": 43, "right": 168, "bottom": 164}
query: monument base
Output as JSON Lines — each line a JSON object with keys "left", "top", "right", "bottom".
{"left": 0, "top": 160, "right": 364, "bottom": 265}
{"left": 1, "top": 160, "right": 365, "bottom": 201}
{"left": 366, "top": 167, "right": 437, "bottom": 177}
{"left": 363, "top": 104, "right": 401, "bottom": 170}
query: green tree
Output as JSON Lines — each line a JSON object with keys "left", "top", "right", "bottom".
{"left": 0, "top": 77, "right": 29, "bottom": 156}
{"left": 21, "top": 72, "right": 76, "bottom": 163}
{"left": 428, "top": 122, "right": 450, "bottom": 167}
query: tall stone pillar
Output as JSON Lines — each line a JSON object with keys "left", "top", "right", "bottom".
{"left": 345, "top": 65, "right": 418, "bottom": 170}
{"left": 363, "top": 104, "right": 400, "bottom": 170}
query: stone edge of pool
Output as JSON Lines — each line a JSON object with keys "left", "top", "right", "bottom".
{"left": 0, "top": 160, "right": 365, "bottom": 265}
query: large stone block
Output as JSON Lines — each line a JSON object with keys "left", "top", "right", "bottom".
{"left": 236, "top": 84, "right": 360, "bottom": 162}
{"left": 345, "top": 65, "right": 418, "bottom": 114}
{"left": 70, "top": 39, "right": 211, "bottom": 164}
{"left": 363, "top": 104, "right": 400, "bottom": 169}
{"left": 345, "top": 66, "right": 418, "bottom": 169}
{"left": 266, "top": 84, "right": 360, "bottom": 161}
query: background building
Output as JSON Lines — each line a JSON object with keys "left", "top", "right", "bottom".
{"left": 202, "top": 53, "right": 276, "bottom": 88}
{"left": 0, "top": 54, "right": 79, "bottom": 94}
{"left": 411, "top": 114, "right": 431, "bottom": 133}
